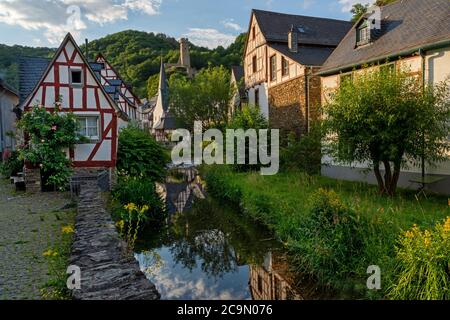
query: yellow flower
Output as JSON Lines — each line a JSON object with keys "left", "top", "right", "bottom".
{"left": 124, "top": 203, "right": 137, "bottom": 212}
{"left": 61, "top": 225, "right": 74, "bottom": 234}
{"left": 43, "top": 249, "right": 53, "bottom": 257}
{"left": 140, "top": 205, "right": 150, "bottom": 214}
{"left": 443, "top": 217, "right": 450, "bottom": 233}
{"left": 116, "top": 220, "right": 125, "bottom": 230}
{"left": 43, "top": 249, "right": 58, "bottom": 257}
{"left": 405, "top": 230, "right": 414, "bottom": 239}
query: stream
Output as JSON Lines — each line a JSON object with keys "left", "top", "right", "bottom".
{"left": 134, "top": 168, "right": 324, "bottom": 300}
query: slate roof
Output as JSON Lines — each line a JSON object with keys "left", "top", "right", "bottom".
{"left": 319, "top": 0, "right": 450, "bottom": 75}
{"left": 154, "top": 111, "right": 177, "bottom": 130}
{"left": 253, "top": 9, "right": 353, "bottom": 47}
{"left": 0, "top": 78, "right": 18, "bottom": 97}
{"left": 269, "top": 44, "right": 336, "bottom": 66}
{"left": 231, "top": 66, "right": 244, "bottom": 82}
{"left": 18, "top": 56, "right": 50, "bottom": 104}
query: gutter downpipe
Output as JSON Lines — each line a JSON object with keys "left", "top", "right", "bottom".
{"left": 419, "top": 48, "right": 426, "bottom": 184}
{"left": 318, "top": 39, "right": 450, "bottom": 77}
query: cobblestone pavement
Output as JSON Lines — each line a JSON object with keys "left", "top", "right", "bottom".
{"left": 0, "top": 180, "right": 75, "bottom": 300}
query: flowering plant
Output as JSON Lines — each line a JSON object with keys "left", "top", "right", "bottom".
{"left": 17, "top": 102, "right": 85, "bottom": 190}
{"left": 389, "top": 217, "right": 450, "bottom": 300}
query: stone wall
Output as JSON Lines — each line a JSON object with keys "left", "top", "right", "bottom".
{"left": 24, "top": 167, "right": 41, "bottom": 193}
{"left": 70, "top": 182, "right": 160, "bottom": 300}
{"left": 268, "top": 72, "right": 321, "bottom": 141}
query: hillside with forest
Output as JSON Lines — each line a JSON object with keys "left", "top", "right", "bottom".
{"left": 0, "top": 30, "right": 246, "bottom": 98}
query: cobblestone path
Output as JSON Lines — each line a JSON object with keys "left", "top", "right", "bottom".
{"left": 0, "top": 180, "right": 75, "bottom": 300}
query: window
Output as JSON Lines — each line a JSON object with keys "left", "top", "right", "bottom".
{"left": 356, "top": 20, "right": 370, "bottom": 46}
{"left": 252, "top": 56, "right": 257, "bottom": 73}
{"left": 282, "top": 57, "right": 289, "bottom": 77}
{"left": 252, "top": 26, "right": 256, "bottom": 40}
{"left": 255, "top": 88, "right": 259, "bottom": 106}
{"left": 270, "top": 55, "right": 277, "bottom": 81}
{"left": 77, "top": 116, "right": 99, "bottom": 141}
{"left": 380, "top": 63, "right": 395, "bottom": 74}
{"left": 340, "top": 73, "right": 353, "bottom": 85}
{"left": 70, "top": 69, "right": 83, "bottom": 87}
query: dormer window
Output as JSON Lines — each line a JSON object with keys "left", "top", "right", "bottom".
{"left": 356, "top": 20, "right": 371, "bottom": 46}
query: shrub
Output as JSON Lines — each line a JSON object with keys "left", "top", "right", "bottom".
{"left": 117, "top": 125, "right": 169, "bottom": 182}
{"left": 112, "top": 175, "right": 166, "bottom": 226}
{"left": 226, "top": 104, "right": 269, "bottom": 173}
{"left": 17, "top": 104, "right": 82, "bottom": 190}
{"left": 0, "top": 151, "right": 24, "bottom": 178}
{"left": 291, "top": 189, "right": 364, "bottom": 285}
{"left": 388, "top": 217, "right": 450, "bottom": 300}
{"left": 281, "top": 124, "right": 322, "bottom": 175}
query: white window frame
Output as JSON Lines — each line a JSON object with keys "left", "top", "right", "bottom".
{"left": 77, "top": 116, "right": 100, "bottom": 142}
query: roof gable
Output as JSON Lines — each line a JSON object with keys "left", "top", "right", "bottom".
{"left": 320, "top": 0, "right": 450, "bottom": 74}
{"left": 20, "top": 33, "right": 121, "bottom": 115}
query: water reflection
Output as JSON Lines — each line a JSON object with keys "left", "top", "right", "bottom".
{"left": 134, "top": 169, "right": 306, "bottom": 300}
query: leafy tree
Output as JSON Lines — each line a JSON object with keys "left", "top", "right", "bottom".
{"left": 350, "top": 1, "right": 397, "bottom": 23}
{"left": 350, "top": 3, "right": 369, "bottom": 23}
{"left": 323, "top": 65, "right": 450, "bottom": 196}
{"left": 170, "top": 66, "right": 234, "bottom": 129}
{"left": 147, "top": 73, "right": 160, "bottom": 98}
{"left": 117, "top": 125, "right": 169, "bottom": 182}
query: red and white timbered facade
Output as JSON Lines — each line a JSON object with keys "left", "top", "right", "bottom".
{"left": 22, "top": 33, "right": 125, "bottom": 168}
{"left": 95, "top": 54, "right": 140, "bottom": 122}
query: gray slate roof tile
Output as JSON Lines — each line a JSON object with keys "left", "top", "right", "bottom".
{"left": 319, "top": 0, "right": 450, "bottom": 74}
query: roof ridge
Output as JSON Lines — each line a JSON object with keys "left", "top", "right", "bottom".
{"left": 252, "top": 8, "right": 353, "bottom": 24}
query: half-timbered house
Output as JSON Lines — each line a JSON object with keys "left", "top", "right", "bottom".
{"left": 18, "top": 33, "right": 135, "bottom": 187}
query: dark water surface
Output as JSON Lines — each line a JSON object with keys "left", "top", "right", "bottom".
{"left": 134, "top": 175, "right": 320, "bottom": 300}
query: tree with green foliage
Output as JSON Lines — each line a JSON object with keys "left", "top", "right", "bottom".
{"left": 323, "top": 66, "right": 450, "bottom": 196}
{"left": 117, "top": 125, "right": 169, "bottom": 182}
{"left": 350, "top": 1, "right": 397, "bottom": 23}
{"left": 170, "top": 66, "right": 234, "bottom": 129}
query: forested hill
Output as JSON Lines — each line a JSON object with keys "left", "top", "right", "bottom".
{"left": 0, "top": 30, "right": 246, "bottom": 98}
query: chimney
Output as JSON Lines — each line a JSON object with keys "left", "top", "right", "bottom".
{"left": 288, "top": 25, "right": 298, "bottom": 53}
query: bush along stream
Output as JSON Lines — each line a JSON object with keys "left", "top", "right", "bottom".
{"left": 203, "top": 165, "right": 450, "bottom": 300}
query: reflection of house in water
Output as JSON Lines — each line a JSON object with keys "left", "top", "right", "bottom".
{"left": 165, "top": 183, "right": 195, "bottom": 214}
{"left": 250, "top": 251, "right": 303, "bottom": 300}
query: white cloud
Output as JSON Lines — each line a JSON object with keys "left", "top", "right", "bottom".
{"left": 184, "top": 28, "right": 236, "bottom": 49}
{"left": 0, "top": 0, "right": 161, "bottom": 45}
{"left": 302, "top": 0, "right": 315, "bottom": 10}
{"left": 221, "top": 19, "right": 242, "bottom": 32}
{"left": 338, "top": 0, "right": 373, "bottom": 12}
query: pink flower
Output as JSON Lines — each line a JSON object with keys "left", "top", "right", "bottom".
{"left": 51, "top": 125, "right": 57, "bottom": 131}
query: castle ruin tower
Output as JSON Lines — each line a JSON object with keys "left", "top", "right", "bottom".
{"left": 179, "top": 38, "right": 191, "bottom": 70}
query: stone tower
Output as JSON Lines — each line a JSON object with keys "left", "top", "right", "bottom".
{"left": 179, "top": 38, "right": 191, "bottom": 69}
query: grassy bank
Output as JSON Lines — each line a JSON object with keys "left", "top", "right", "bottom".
{"left": 203, "top": 165, "right": 450, "bottom": 299}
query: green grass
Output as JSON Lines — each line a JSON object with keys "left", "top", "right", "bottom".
{"left": 203, "top": 165, "right": 450, "bottom": 299}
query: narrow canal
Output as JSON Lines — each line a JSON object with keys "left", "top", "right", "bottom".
{"left": 134, "top": 168, "right": 324, "bottom": 300}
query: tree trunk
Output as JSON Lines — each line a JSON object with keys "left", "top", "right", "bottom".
{"left": 373, "top": 161, "right": 387, "bottom": 195}
{"left": 388, "top": 161, "right": 401, "bottom": 196}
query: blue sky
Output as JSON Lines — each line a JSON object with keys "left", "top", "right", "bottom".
{"left": 0, "top": 0, "right": 372, "bottom": 48}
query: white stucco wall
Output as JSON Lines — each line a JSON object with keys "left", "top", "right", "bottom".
{"left": 247, "top": 83, "right": 269, "bottom": 119}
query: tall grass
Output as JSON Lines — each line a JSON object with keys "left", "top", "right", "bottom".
{"left": 203, "top": 165, "right": 449, "bottom": 299}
